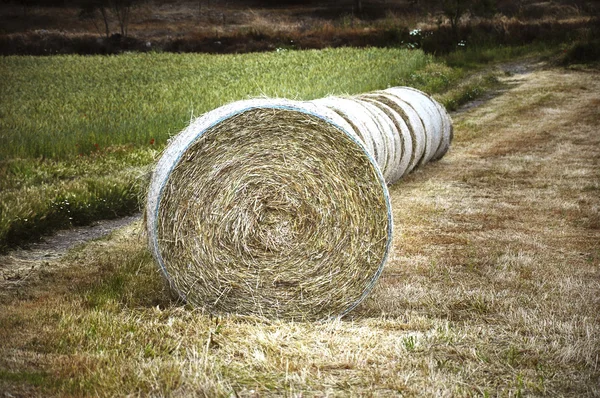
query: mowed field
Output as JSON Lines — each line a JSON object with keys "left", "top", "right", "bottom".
{"left": 1, "top": 56, "right": 599, "bottom": 395}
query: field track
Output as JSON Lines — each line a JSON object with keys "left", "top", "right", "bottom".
{"left": 358, "top": 64, "right": 600, "bottom": 393}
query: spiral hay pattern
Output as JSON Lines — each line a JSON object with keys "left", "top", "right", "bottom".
{"left": 147, "top": 89, "right": 451, "bottom": 320}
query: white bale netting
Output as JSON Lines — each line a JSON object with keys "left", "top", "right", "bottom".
{"left": 359, "top": 92, "right": 425, "bottom": 174}
{"left": 146, "top": 87, "right": 452, "bottom": 320}
{"left": 382, "top": 87, "right": 453, "bottom": 162}
{"left": 356, "top": 98, "right": 412, "bottom": 184}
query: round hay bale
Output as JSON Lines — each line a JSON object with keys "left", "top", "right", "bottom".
{"left": 386, "top": 87, "right": 452, "bottom": 161}
{"left": 359, "top": 92, "right": 426, "bottom": 174}
{"left": 429, "top": 97, "right": 453, "bottom": 161}
{"left": 354, "top": 99, "right": 404, "bottom": 184}
{"left": 146, "top": 98, "right": 393, "bottom": 320}
{"left": 312, "top": 97, "right": 390, "bottom": 179}
{"left": 356, "top": 97, "right": 413, "bottom": 183}
{"left": 383, "top": 87, "right": 441, "bottom": 166}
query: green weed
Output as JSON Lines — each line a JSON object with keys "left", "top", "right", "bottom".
{"left": 443, "top": 42, "right": 555, "bottom": 69}
{"left": 560, "top": 39, "right": 600, "bottom": 66}
{"left": 0, "top": 148, "right": 153, "bottom": 250}
{"left": 0, "top": 369, "right": 51, "bottom": 386}
{"left": 402, "top": 335, "right": 417, "bottom": 351}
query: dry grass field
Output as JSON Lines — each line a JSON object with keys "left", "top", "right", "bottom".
{"left": 1, "top": 63, "right": 599, "bottom": 396}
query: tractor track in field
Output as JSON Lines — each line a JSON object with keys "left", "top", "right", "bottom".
{"left": 451, "top": 58, "right": 543, "bottom": 115}
{"left": 0, "top": 214, "right": 140, "bottom": 301}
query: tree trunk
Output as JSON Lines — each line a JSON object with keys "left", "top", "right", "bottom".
{"left": 354, "top": 0, "right": 363, "bottom": 15}
{"left": 99, "top": 6, "right": 110, "bottom": 38}
{"left": 111, "top": 1, "right": 132, "bottom": 38}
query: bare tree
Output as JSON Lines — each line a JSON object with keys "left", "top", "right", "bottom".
{"left": 441, "top": 0, "right": 468, "bottom": 39}
{"left": 354, "top": 0, "right": 363, "bottom": 15}
{"left": 99, "top": 4, "right": 110, "bottom": 37}
{"left": 79, "top": 0, "right": 111, "bottom": 38}
{"left": 110, "top": 0, "right": 135, "bottom": 37}
{"left": 440, "top": 0, "right": 495, "bottom": 40}
{"left": 79, "top": 0, "right": 138, "bottom": 38}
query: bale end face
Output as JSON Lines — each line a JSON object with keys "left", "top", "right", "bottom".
{"left": 147, "top": 106, "right": 393, "bottom": 320}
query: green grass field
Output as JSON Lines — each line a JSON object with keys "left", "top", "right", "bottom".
{"left": 0, "top": 44, "right": 558, "bottom": 250}
{"left": 1, "top": 47, "right": 483, "bottom": 250}
{"left": 0, "top": 48, "right": 439, "bottom": 160}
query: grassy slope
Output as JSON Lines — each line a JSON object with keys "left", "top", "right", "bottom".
{"left": 1, "top": 63, "right": 598, "bottom": 396}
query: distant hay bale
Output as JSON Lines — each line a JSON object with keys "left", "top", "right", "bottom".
{"left": 382, "top": 87, "right": 452, "bottom": 162}
{"left": 312, "top": 97, "right": 388, "bottom": 175}
{"left": 359, "top": 92, "right": 426, "bottom": 174}
{"left": 146, "top": 88, "right": 452, "bottom": 320}
{"left": 356, "top": 98, "right": 413, "bottom": 183}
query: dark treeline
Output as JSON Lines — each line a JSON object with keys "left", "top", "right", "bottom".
{"left": 1, "top": 0, "right": 598, "bottom": 55}
{"left": 2, "top": 0, "right": 595, "bottom": 10}
{"left": 2, "top": 0, "right": 597, "bottom": 20}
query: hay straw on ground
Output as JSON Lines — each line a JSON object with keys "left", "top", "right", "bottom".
{"left": 147, "top": 88, "right": 452, "bottom": 320}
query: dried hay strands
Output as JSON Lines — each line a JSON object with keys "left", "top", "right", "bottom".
{"left": 147, "top": 88, "right": 452, "bottom": 320}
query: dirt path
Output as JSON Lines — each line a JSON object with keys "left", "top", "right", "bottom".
{"left": 0, "top": 214, "right": 140, "bottom": 298}
{"left": 452, "top": 58, "right": 544, "bottom": 115}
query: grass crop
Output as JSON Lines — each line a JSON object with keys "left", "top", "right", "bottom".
{"left": 0, "top": 43, "right": 558, "bottom": 250}
{"left": 0, "top": 47, "right": 437, "bottom": 250}
{"left": 0, "top": 48, "right": 433, "bottom": 160}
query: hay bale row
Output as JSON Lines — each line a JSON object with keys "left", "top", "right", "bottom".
{"left": 146, "top": 88, "right": 452, "bottom": 320}
{"left": 315, "top": 87, "right": 453, "bottom": 185}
